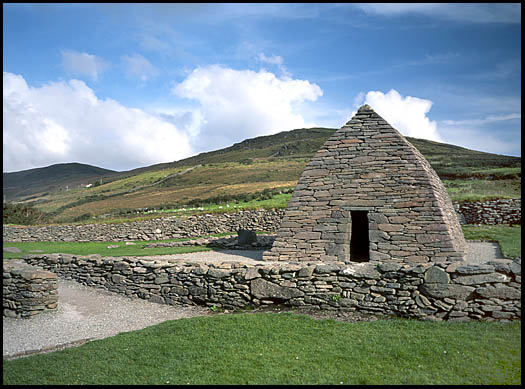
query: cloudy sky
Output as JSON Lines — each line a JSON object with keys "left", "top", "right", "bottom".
{"left": 3, "top": 3, "right": 521, "bottom": 172}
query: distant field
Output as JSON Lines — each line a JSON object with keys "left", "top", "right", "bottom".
{"left": 442, "top": 179, "right": 521, "bottom": 202}
{"left": 3, "top": 127, "right": 520, "bottom": 225}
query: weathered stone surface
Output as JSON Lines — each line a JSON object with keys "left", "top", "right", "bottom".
{"left": 207, "top": 268, "right": 232, "bottom": 278}
{"left": 424, "top": 267, "right": 450, "bottom": 284}
{"left": 476, "top": 285, "right": 521, "bottom": 299}
{"left": 455, "top": 264, "right": 495, "bottom": 275}
{"left": 3, "top": 261, "right": 58, "bottom": 318}
{"left": 454, "top": 273, "right": 508, "bottom": 285}
{"left": 20, "top": 269, "right": 57, "bottom": 281}
{"left": 237, "top": 229, "right": 258, "bottom": 246}
{"left": 244, "top": 267, "right": 261, "bottom": 280}
{"left": 250, "top": 278, "right": 304, "bottom": 300}
{"left": 378, "top": 262, "right": 402, "bottom": 272}
{"left": 111, "top": 274, "right": 126, "bottom": 284}
{"left": 340, "top": 263, "right": 381, "bottom": 279}
{"left": 420, "top": 283, "right": 475, "bottom": 299}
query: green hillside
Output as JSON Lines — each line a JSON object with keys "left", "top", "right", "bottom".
{"left": 3, "top": 127, "right": 521, "bottom": 225}
{"left": 3, "top": 162, "right": 118, "bottom": 201}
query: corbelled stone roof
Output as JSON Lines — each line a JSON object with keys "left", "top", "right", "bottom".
{"left": 263, "top": 104, "right": 467, "bottom": 264}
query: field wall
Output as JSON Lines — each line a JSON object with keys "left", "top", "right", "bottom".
{"left": 3, "top": 260, "right": 58, "bottom": 318}
{"left": 2, "top": 199, "right": 521, "bottom": 243}
{"left": 15, "top": 253, "right": 521, "bottom": 321}
{"left": 3, "top": 210, "right": 285, "bottom": 242}
{"left": 456, "top": 198, "right": 521, "bottom": 225}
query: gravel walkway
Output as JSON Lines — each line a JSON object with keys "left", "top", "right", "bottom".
{"left": 3, "top": 279, "right": 211, "bottom": 359}
{"left": 2, "top": 242, "right": 509, "bottom": 360}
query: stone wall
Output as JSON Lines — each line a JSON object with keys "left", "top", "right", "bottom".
{"left": 2, "top": 209, "right": 285, "bottom": 242}
{"left": 2, "top": 199, "right": 521, "bottom": 243}
{"left": 457, "top": 198, "right": 521, "bottom": 225}
{"left": 3, "top": 260, "right": 58, "bottom": 318}
{"left": 17, "top": 254, "right": 521, "bottom": 321}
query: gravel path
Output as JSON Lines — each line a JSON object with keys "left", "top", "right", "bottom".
{"left": 3, "top": 279, "right": 211, "bottom": 359}
{"left": 2, "top": 243, "right": 509, "bottom": 359}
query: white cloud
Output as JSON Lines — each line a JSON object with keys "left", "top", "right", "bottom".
{"left": 357, "top": 89, "right": 442, "bottom": 142}
{"left": 257, "top": 52, "right": 283, "bottom": 66}
{"left": 121, "top": 53, "right": 159, "bottom": 83}
{"left": 61, "top": 49, "right": 110, "bottom": 81}
{"left": 442, "top": 113, "right": 521, "bottom": 127}
{"left": 257, "top": 52, "right": 291, "bottom": 78}
{"left": 438, "top": 113, "right": 521, "bottom": 157}
{"left": 438, "top": 124, "right": 521, "bottom": 157}
{"left": 354, "top": 3, "right": 521, "bottom": 24}
{"left": 172, "top": 65, "right": 323, "bottom": 152}
{"left": 3, "top": 72, "right": 193, "bottom": 172}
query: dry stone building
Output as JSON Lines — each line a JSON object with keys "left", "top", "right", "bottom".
{"left": 263, "top": 104, "right": 467, "bottom": 264}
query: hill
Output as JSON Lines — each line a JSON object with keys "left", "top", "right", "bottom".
{"left": 3, "top": 162, "right": 118, "bottom": 201}
{"left": 3, "top": 127, "right": 521, "bottom": 224}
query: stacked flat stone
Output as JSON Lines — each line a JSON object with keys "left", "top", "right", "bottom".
{"left": 19, "top": 253, "right": 521, "bottom": 321}
{"left": 458, "top": 198, "right": 521, "bottom": 225}
{"left": 2, "top": 209, "right": 284, "bottom": 242}
{"left": 263, "top": 104, "right": 467, "bottom": 264}
{"left": 3, "top": 260, "right": 58, "bottom": 318}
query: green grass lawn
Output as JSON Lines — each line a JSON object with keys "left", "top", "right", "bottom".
{"left": 462, "top": 224, "right": 521, "bottom": 258}
{"left": 1, "top": 237, "right": 213, "bottom": 259}
{"left": 2, "top": 313, "right": 520, "bottom": 385}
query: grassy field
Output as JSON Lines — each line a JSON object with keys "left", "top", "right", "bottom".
{"left": 5, "top": 125, "right": 519, "bottom": 224}
{"left": 2, "top": 313, "right": 520, "bottom": 385}
{"left": 461, "top": 224, "right": 522, "bottom": 258}
{"left": 1, "top": 236, "right": 222, "bottom": 259}
{"left": 5, "top": 176, "right": 521, "bottom": 226}
{"left": 443, "top": 179, "right": 521, "bottom": 202}
{"left": 35, "top": 160, "right": 303, "bottom": 223}
{"left": 3, "top": 225, "right": 521, "bottom": 260}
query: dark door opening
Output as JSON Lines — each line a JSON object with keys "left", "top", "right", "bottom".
{"left": 350, "top": 211, "right": 369, "bottom": 262}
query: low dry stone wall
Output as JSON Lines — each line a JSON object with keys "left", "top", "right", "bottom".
{"left": 2, "top": 210, "right": 285, "bottom": 242}
{"left": 2, "top": 200, "right": 520, "bottom": 243}
{"left": 3, "top": 260, "right": 58, "bottom": 318}
{"left": 457, "top": 198, "right": 521, "bottom": 225}
{"left": 18, "top": 254, "right": 521, "bottom": 321}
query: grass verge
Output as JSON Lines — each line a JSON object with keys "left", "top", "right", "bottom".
{"left": 1, "top": 237, "right": 215, "bottom": 259}
{"left": 2, "top": 313, "right": 521, "bottom": 385}
{"left": 461, "top": 224, "right": 521, "bottom": 258}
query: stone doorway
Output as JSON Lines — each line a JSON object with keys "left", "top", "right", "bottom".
{"left": 350, "top": 211, "right": 370, "bottom": 262}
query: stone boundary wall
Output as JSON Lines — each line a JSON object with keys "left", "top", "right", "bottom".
{"left": 456, "top": 198, "right": 521, "bottom": 225}
{"left": 2, "top": 200, "right": 521, "bottom": 243}
{"left": 18, "top": 254, "right": 521, "bottom": 321}
{"left": 3, "top": 260, "right": 58, "bottom": 318}
{"left": 2, "top": 210, "right": 285, "bottom": 242}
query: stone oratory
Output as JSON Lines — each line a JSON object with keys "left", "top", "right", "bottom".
{"left": 263, "top": 104, "right": 467, "bottom": 264}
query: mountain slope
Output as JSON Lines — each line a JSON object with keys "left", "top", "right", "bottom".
{"left": 3, "top": 127, "right": 521, "bottom": 223}
{"left": 124, "top": 127, "right": 336, "bottom": 176}
{"left": 3, "top": 162, "right": 118, "bottom": 201}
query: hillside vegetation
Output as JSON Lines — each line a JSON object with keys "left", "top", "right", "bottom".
{"left": 3, "top": 127, "right": 521, "bottom": 225}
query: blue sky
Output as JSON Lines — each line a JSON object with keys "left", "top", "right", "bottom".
{"left": 3, "top": 3, "right": 521, "bottom": 172}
